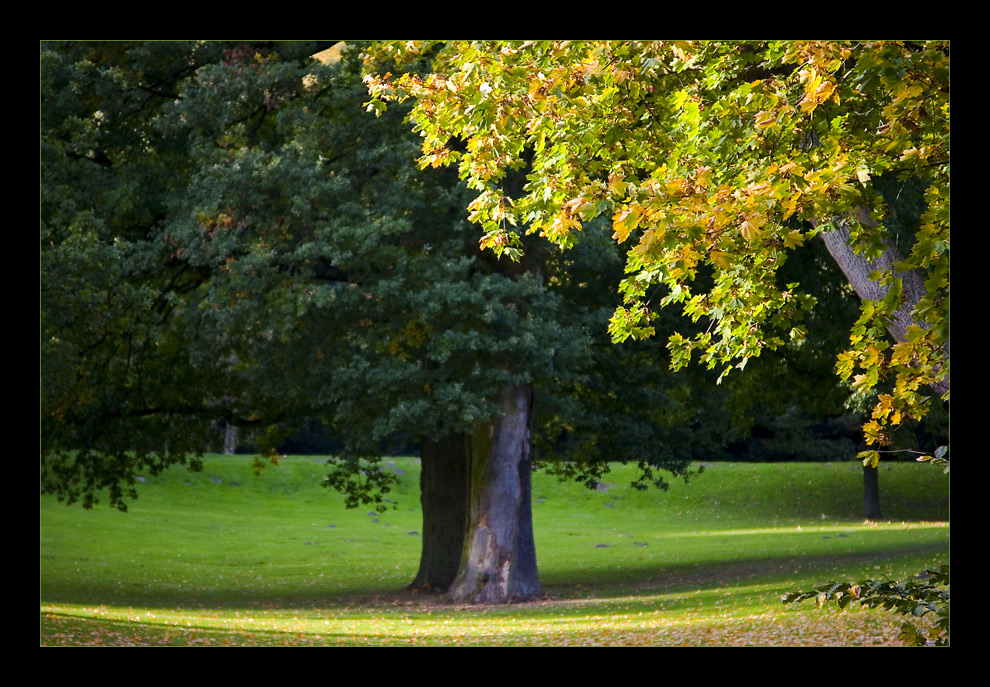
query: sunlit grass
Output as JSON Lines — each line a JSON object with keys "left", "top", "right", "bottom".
{"left": 40, "top": 456, "right": 949, "bottom": 646}
{"left": 40, "top": 588, "right": 934, "bottom": 647}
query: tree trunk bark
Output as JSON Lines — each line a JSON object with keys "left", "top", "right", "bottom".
{"left": 447, "top": 383, "right": 541, "bottom": 603}
{"left": 862, "top": 464, "right": 881, "bottom": 520}
{"left": 408, "top": 433, "right": 470, "bottom": 593}
{"left": 223, "top": 424, "right": 239, "bottom": 455}
{"left": 818, "top": 215, "right": 948, "bottom": 396}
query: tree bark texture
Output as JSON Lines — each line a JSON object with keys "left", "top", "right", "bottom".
{"left": 818, "top": 215, "right": 948, "bottom": 397}
{"left": 447, "top": 384, "right": 541, "bottom": 603}
{"left": 408, "top": 433, "right": 470, "bottom": 593}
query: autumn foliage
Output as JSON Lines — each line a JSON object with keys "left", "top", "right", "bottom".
{"left": 364, "top": 40, "right": 949, "bottom": 465}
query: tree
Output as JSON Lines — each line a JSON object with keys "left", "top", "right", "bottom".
{"left": 364, "top": 40, "right": 949, "bottom": 466}
{"left": 41, "top": 41, "right": 702, "bottom": 604}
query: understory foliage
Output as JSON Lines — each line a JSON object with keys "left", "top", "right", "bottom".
{"left": 783, "top": 564, "right": 949, "bottom": 646}
{"left": 41, "top": 40, "right": 497, "bottom": 508}
{"left": 363, "top": 40, "right": 949, "bottom": 465}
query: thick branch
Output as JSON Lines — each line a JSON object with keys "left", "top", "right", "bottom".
{"left": 816, "top": 212, "right": 948, "bottom": 397}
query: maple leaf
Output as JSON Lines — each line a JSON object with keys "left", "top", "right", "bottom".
{"left": 612, "top": 206, "right": 642, "bottom": 244}
{"left": 783, "top": 230, "right": 806, "bottom": 249}
{"left": 709, "top": 250, "right": 733, "bottom": 269}
{"left": 860, "top": 450, "right": 880, "bottom": 468}
{"left": 740, "top": 220, "right": 761, "bottom": 242}
{"left": 856, "top": 165, "right": 871, "bottom": 186}
{"left": 872, "top": 394, "right": 894, "bottom": 420}
{"left": 670, "top": 41, "right": 693, "bottom": 62}
{"left": 862, "top": 420, "right": 889, "bottom": 447}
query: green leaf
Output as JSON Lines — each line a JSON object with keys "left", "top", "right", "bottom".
{"left": 898, "top": 622, "right": 923, "bottom": 646}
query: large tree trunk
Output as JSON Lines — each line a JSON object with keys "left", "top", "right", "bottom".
{"left": 408, "top": 433, "right": 470, "bottom": 593}
{"left": 447, "top": 384, "right": 541, "bottom": 603}
{"left": 818, "top": 215, "right": 948, "bottom": 396}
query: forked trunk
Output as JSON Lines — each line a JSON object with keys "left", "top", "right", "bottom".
{"left": 447, "top": 384, "right": 541, "bottom": 603}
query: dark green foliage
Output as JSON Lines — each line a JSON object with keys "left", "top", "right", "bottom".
{"left": 41, "top": 41, "right": 696, "bottom": 511}
{"left": 40, "top": 41, "right": 435, "bottom": 508}
{"left": 783, "top": 564, "right": 949, "bottom": 646}
{"left": 530, "top": 221, "right": 713, "bottom": 488}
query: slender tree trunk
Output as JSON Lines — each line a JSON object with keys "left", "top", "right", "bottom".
{"left": 862, "top": 465, "right": 881, "bottom": 519}
{"left": 223, "top": 424, "right": 239, "bottom": 455}
{"left": 408, "top": 433, "right": 470, "bottom": 593}
{"left": 447, "top": 383, "right": 541, "bottom": 603}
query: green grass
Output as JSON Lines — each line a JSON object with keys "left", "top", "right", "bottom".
{"left": 40, "top": 456, "right": 949, "bottom": 646}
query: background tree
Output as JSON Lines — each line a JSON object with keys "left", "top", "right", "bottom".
{"left": 364, "top": 40, "right": 949, "bottom": 468}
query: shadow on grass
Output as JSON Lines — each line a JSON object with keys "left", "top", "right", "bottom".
{"left": 40, "top": 541, "right": 949, "bottom": 613}
{"left": 541, "top": 541, "right": 949, "bottom": 601}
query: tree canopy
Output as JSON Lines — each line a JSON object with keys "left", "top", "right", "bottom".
{"left": 363, "top": 40, "right": 950, "bottom": 466}
{"left": 42, "top": 40, "right": 725, "bottom": 601}
{"left": 40, "top": 41, "right": 702, "bottom": 515}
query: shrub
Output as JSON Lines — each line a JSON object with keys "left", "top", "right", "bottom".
{"left": 783, "top": 564, "right": 949, "bottom": 646}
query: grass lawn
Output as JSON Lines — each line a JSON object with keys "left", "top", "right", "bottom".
{"left": 40, "top": 456, "right": 949, "bottom": 646}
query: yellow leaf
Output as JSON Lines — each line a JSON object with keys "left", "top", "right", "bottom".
{"left": 670, "top": 41, "right": 692, "bottom": 61}
{"left": 781, "top": 196, "right": 799, "bottom": 220}
{"left": 740, "top": 220, "right": 761, "bottom": 242}
{"left": 861, "top": 451, "right": 880, "bottom": 468}
{"left": 754, "top": 110, "right": 777, "bottom": 130}
{"left": 890, "top": 341, "right": 914, "bottom": 366}
{"left": 852, "top": 373, "right": 873, "bottom": 393}
{"left": 548, "top": 212, "right": 581, "bottom": 239}
{"left": 862, "top": 344, "right": 882, "bottom": 370}
{"left": 630, "top": 228, "right": 657, "bottom": 257}
{"left": 862, "top": 420, "right": 889, "bottom": 447}
{"left": 612, "top": 206, "right": 642, "bottom": 244}
{"left": 872, "top": 394, "right": 894, "bottom": 419}
{"left": 608, "top": 174, "right": 628, "bottom": 197}
{"left": 710, "top": 250, "right": 733, "bottom": 269}
{"left": 783, "top": 230, "right": 806, "bottom": 249}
